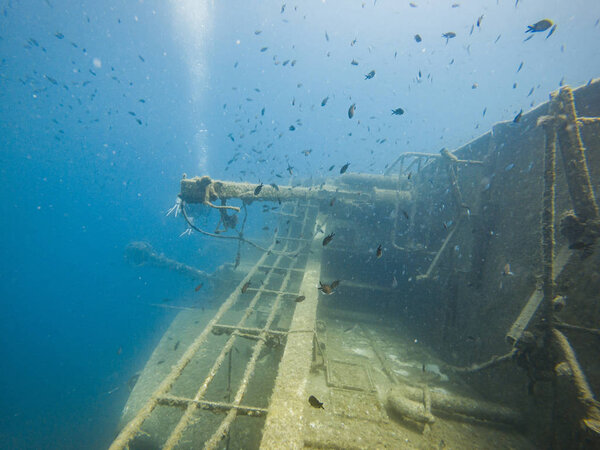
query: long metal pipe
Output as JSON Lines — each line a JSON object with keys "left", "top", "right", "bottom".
{"left": 180, "top": 176, "right": 411, "bottom": 206}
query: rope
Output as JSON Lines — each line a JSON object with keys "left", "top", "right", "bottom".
{"left": 554, "top": 320, "right": 600, "bottom": 338}
{"left": 552, "top": 328, "right": 600, "bottom": 435}
{"left": 444, "top": 348, "right": 517, "bottom": 374}
{"left": 180, "top": 200, "right": 307, "bottom": 257}
{"left": 538, "top": 107, "right": 558, "bottom": 329}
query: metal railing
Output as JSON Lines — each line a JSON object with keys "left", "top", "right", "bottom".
{"left": 110, "top": 200, "right": 319, "bottom": 449}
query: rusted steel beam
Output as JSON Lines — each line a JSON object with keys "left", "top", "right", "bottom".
{"left": 260, "top": 215, "right": 325, "bottom": 449}
{"left": 157, "top": 395, "right": 267, "bottom": 417}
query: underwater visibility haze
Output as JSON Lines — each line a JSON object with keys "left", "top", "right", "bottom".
{"left": 1, "top": 0, "right": 600, "bottom": 448}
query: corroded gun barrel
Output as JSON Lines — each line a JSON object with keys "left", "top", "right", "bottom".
{"left": 125, "top": 241, "right": 209, "bottom": 279}
{"left": 179, "top": 174, "right": 412, "bottom": 208}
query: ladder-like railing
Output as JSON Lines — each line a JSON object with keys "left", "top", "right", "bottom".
{"left": 110, "top": 200, "right": 319, "bottom": 449}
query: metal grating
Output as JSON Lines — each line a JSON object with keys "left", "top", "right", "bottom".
{"left": 110, "top": 201, "right": 319, "bottom": 450}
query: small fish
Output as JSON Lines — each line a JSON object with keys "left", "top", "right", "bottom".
{"left": 128, "top": 373, "right": 141, "bottom": 391}
{"left": 502, "top": 263, "right": 514, "bottom": 276}
{"left": 513, "top": 109, "right": 523, "bottom": 123}
{"left": 241, "top": 281, "right": 251, "bottom": 293}
{"left": 194, "top": 283, "right": 203, "bottom": 292}
{"left": 328, "top": 165, "right": 335, "bottom": 171}
{"left": 321, "top": 96, "right": 329, "bottom": 106}
{"left": 260, "top": 47, "right": 268, "bottom": 52}
{"left": 270, "top": 183, "right": 279, "bottom": 191}
{"left": 157, "top": 360, "right": 165, "bottom": 365}
{"left": 402, "top": 210, "right": 409, "bottom": 220}
{"left": 117, "top": 346, "right": 123, "bottom": 355}
{"left": 254, "top": 182, "right": 264, "bottom": 195}
{"left": 409, "top": 2, "right": 417, "bottom": 7}
{"left": 255, "top": 30, "right": 262, "bottom": 35}
{"left": 523, "top": 34, "right": 534, "bottom": 42}
{"left": 44, "top": 75, "right": 58, "bottom": 85}
{"left": 301, "top": 149, "right": 312, "bottom": 156}
{"left": 330, "top": 197, "right": 336, "bottom": 207}
{"left": 442, "top": 32, "right": 456, "bottom": 43}
{"left": 391, "top": 107, "right": 404, "bottom": 116}
{"left": 289, "top": 125, "right": 295, "bottom": 131}
{"left": 376, "top": 244, "right": 382, "bottom": 258}
{"left": 325, "top": 31, "right": 329, "bottom": 41}
{"left": 322, "top": 232, "right": 335, "bottom": 246}
{"left": 472, "top": 82, "right": 478, "bottom": 89}
{"left": 261, "top": 107, "right": 265, "bottom": 116}
{"left": 318, "top": 281, "right": 340, "bottom": 295}
{"left": 546, "top": 24, "right": 557, "bottom": 38}
{"left": 348, "top": 103, "right": 356, "bottom": 119}
{"left": 494, "top": 34, "right": 501, "bottom": 44}
{"left": 308, "top": 395, "right": 324, "bottom": 409}
{"left": 350, "top": 59, "right": 359, "bottom": 66}
{"left": 483, "top": 107, "right": 487, "bottom": 117}
{"left": 174, "top": 341, "right": 180, "bottom": 351}
{"left": 526, "top": 19, "right": 553, "bottom": 33}
{"left": 364, "top": 70, "right": 375, "bottom": 80}
{"left": 295, "top": 295, "right": 306, "bottom": 303}
{"left": 318, "top": 282, "right": 333, "bottom": 295}
{"left": 517, "top": 61, "right": 523, "bottom": 73}
{"left": 55, "top": 32, "right": 64, "bottom": 39}
{"left": 414, "top": 34, "right": 422, "bottom": 43}
{"left": 340, "top": 162, "right": 350, "bottom": 174}
{"left": 138, "top": 54, "right": 145, "bottom": 62}
{"left": 477, "top": 15, "right": 484, "bottom": 27}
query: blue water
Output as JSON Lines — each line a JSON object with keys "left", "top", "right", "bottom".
{"left": 1, "top": 0, "right": 598, "bottom": 448}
